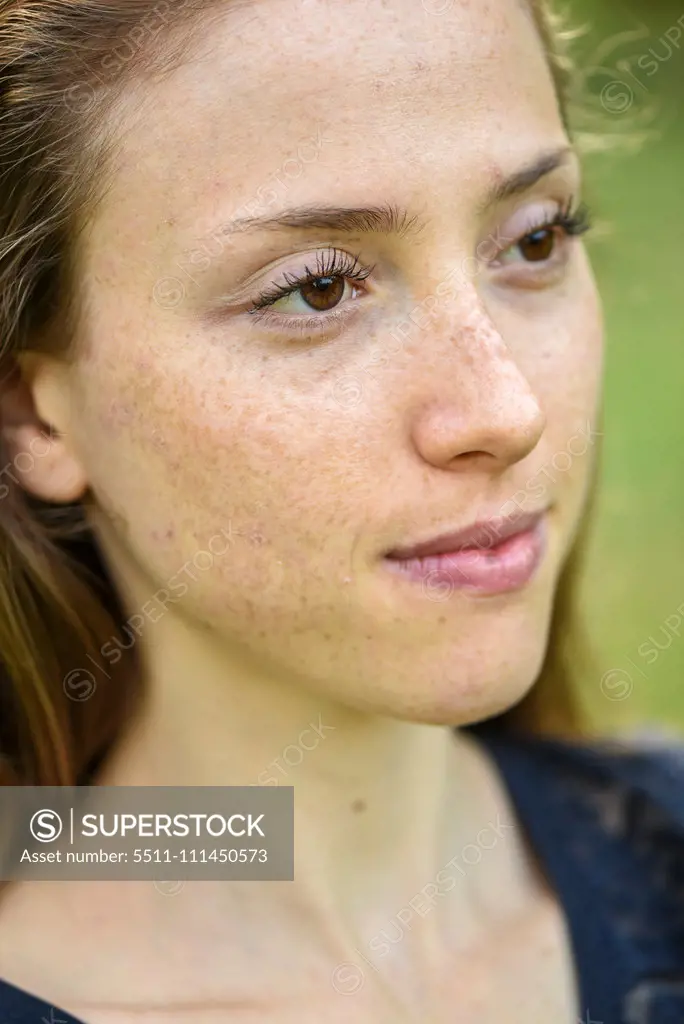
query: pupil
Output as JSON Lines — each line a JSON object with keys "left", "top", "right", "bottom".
{"left": 520, "top": 229, "right": 555, "bottom": 262}
{"left": 301, "top": 275, "right": 345, "bottom": 312}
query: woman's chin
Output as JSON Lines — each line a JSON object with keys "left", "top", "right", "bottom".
{"left": 318, "top": 652, "right": 545, "bottom": 729}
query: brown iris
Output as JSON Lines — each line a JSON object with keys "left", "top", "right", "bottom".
{"left": 299, "top": 275, "right": 346, "bottom": 312}
{"left": 518, "top": 228, "right": 556, "bottom": 262}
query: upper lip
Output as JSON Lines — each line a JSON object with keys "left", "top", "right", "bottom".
{"left": 385, "top": 510, "right": 546, "bottom": 561}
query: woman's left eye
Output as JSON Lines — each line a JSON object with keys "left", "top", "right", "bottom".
{"left": 496, "top": 204, "right": 592, "bottom": 267}
{"left": 501, "top": 226, "right": 558, "bottom": 264}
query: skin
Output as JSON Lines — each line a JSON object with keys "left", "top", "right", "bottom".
{"left": 0, "top": 0, "right": 603, "bottom": 1020}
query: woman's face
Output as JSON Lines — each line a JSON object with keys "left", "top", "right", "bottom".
{"left": 62, "top": 0, "right": 603, "bottom": 723}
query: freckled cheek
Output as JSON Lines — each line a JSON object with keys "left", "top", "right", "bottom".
{"left": 133, "top": 388, "right": 358, "bottom": 559}
{"left": 147, "top": 416, "right": 363, "bottom": 612}
{"left": 83, "top": 352, "right": 377, "bottom": 609}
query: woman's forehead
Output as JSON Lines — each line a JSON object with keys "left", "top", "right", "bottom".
{"left": 91, "top": 0, "right": 562, "bottom": 248}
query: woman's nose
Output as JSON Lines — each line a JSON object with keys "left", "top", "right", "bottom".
{"left": 408, "top": 305, "right": 546, "bottom": 472}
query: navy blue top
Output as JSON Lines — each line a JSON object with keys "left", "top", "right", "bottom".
{"left": 1, "top": 721, "right": 683, "bottom": 1023}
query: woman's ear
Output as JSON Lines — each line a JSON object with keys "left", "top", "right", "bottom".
{"left": 0, "top": 352, "right": 88, "bottom": 504}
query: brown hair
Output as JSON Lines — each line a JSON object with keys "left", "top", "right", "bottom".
{"left": 0, "top": 0, "right": 598, "bottom": 788}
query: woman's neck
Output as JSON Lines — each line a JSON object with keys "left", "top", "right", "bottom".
{"left": 95, "top": 609, "right": 537, "bottom": 971}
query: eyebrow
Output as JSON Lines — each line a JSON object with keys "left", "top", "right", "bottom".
{"left": 220, "top": 201, "right": 424, "bottom": 239}
{"left": 478, "top": 146, "right": 576, "bottom": 212}
{"left": 210, "top": 146, "right": 576, "bottom": 240}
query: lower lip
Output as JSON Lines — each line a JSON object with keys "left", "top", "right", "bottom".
{"left": 383, "top": 518, "right": 547, "bottom": 595}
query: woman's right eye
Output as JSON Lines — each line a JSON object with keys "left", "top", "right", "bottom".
{"left": 257, "top": 273, "right": 362, "bottom": 316}
{"left": 247, "top": 247, "right": 375, "bottom": 326}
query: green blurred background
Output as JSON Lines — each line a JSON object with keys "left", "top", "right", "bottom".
{"left": 565, "top": 0, "right": 683, "bottom": 732}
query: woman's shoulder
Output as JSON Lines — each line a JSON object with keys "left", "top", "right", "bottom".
{"left": 470, "top": 720, "right": 684, "bottom": 1022}
{"left": 473, "top": 719, "right": 684, "bottom": 899}
{"left": 492, "top": 722, "right": 684, "bottom": 840}
{"left": 471, "top": 717, "right": 684, "bottom": 836}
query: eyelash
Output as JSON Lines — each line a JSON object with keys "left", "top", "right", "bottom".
{"left": 542, "top": 201, "right": 591, "bottom": 236}
{"left": 245, "top": 201, "right": 593, "bottom": 325}
{"left": 561, "top": 201, "right": 592, "bottom": 237}
{"left": 507, "top": 200, "right": 593, "bottom": 254}
{"left": 248, "top": 247, "right": 374, "bottom": 314}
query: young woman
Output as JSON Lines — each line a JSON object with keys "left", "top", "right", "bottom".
{"left": 0, "top": 0, "right": 682, "bottom": 1021}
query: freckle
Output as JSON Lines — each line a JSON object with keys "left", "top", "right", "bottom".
{"left": 106, "top": 398, "right": 133, "bottom": 430}
{"left": 438, "top": 616, "right": 446, "bottom": 625}
{"left": 488, "top": 160, "right": 505, "bottom": 187}
{"left": 165, "top": 527, "right": 174, "bottom": 540}
{"left": 351, "top": 799, "right": 366, "bottom": 814}
{"left": 323, "top": 633, "right": 331, "bottom": 641}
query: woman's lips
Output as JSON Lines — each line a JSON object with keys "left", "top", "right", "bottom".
{"left": 383, "top": 513, "right": 547, "bottom": 594}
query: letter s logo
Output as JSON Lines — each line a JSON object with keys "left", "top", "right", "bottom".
{"left": 30, "top": 809, "right": 63, "bottom": 843}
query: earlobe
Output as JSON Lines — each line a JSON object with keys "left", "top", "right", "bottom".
{"left": 0, "top": 353, "right": 89, "bottom": 504}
